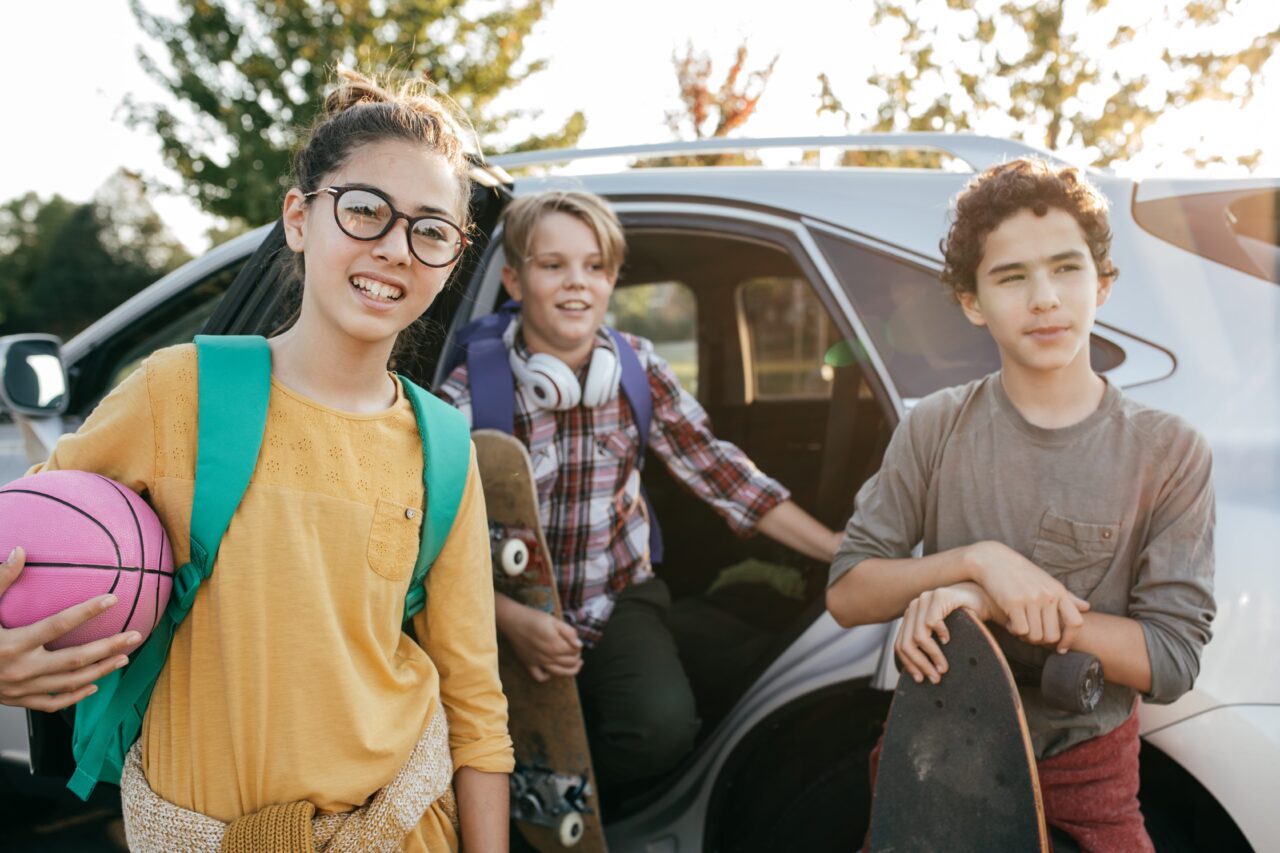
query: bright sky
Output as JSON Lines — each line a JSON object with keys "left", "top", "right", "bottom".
{"left": 1, "top": 0, "right": 1276, "bottom": 252}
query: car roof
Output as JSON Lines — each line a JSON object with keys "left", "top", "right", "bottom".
{"left": 492, "top": 134, "right": 1076, "bottom": 264}
{"left": 513, "top": 167, "right": 976, "bottom": 264}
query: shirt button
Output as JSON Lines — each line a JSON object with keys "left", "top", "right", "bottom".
{"left": 1102, "top": 530, "right": 1112, "bottom": 539}
{"left": 405, "top": 508, "right": 417, "bottom": 520}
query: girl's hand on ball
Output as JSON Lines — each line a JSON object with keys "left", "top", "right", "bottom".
{"left": 0, "top": 547, "right": 141, "bottom": 712}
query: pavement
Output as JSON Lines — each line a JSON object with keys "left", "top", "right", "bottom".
{"left": 1, "top": 421, "right": 32, "bottom": 484}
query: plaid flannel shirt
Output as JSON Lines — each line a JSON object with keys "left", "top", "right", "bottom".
{"left": 437, "top": 329, "right": 789, "bottom": 645}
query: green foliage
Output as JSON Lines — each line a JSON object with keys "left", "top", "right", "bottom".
{"left": 127, "top": 0, "right": 585, "bottom": 224}
{"left": 608, "top": 282, "right": 696, "bottom": 343}
{"left": 205, "top": 217, "right": 256, "bottom": 248}
{"left": 501, "top": 109, "right": 587, "bottom": 155}
{"left": 0, "top": 193, "right": 77, "bottom": 329}
{"left": 0, "top": 173, "right": 189, "bottom": 339}
{"left": 93, "top": 171, "right": 192, "bottom": 279}
{"left": 824, "top": 0, "right": 1278, "bottom": 167}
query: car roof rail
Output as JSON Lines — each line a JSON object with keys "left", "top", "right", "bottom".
{"left": 466, "top": 153, "right": 515, "bottom": 193}
{"left": 489, "top": 133, "right": 1068, "bottom": 174}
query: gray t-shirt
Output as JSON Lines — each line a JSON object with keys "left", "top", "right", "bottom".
{"left": 829, "top": 373, "right": 1215, "bottom": 758}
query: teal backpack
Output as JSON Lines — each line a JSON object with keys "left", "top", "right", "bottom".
{"left": 66, "top": 335, "right": 471, "bottom": 800}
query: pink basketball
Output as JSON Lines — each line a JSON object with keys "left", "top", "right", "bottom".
{"left": 0, "top": 470, "right": 174, "bottom": 649}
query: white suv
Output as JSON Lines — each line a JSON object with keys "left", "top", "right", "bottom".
{"left": 2, "top": 135, "right": 1275, "bottom": 851}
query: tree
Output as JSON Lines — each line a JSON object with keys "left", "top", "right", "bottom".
{"left": 127, "top": 0, "right": 586, "bottom": 225}
{"left": 92, "top": 170, "right": 191, "bottom": 281}
{"left": 0, "top": 173, "right": 189, "bottom": 339}
{"left": 821, "top": 0, "right": 1279, "bottom": 168}
{"left": 0, "top": 193, "right": 77, "bottom": 330}
{"left": 652, "top": 41, "right": 779, "bottom": 167}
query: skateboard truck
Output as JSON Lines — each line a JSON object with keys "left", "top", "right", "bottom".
{"left": 1010, "top": 650, "right": 1105, "bottom": 714}
{"left": 510, "top": 764, "right": 594, "bottom": 847}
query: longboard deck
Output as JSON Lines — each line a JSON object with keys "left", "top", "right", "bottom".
{"left": 473, "top": 430, "right": 607, "bottom": 853}
{"left": 866, "top": 608, "right": 1048, "bottom": 853}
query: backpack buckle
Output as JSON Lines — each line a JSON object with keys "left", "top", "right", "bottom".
{"left": 169, "top": 560, "right": 207, "bottom": 620}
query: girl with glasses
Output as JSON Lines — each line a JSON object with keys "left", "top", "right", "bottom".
{"left": 0, "top": 69, "right": 512, "bottom": 851}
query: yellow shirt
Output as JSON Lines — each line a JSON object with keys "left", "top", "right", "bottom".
{"left": 36, "top": 345, "right": 512, "bottom": 843}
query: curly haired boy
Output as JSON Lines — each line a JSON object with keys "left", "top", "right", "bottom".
{"left": 827, "top": 158, "right": 1216, "bottom": 850}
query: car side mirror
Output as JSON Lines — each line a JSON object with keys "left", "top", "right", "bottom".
{"left": 0, "top": 335, "right": 69, "bottom": 416}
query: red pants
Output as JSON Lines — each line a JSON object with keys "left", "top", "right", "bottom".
{"left": 867, "top": 708, "right": 1153, "bottom": 852}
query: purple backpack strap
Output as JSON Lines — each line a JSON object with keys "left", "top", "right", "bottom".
{"left": 445, "top": 300, "right": 520, "bottom": 374}
{"left": 450, "top": 301, "right": 521, "bottom": 433}
{"left": 608, "top": 328, "right": 652, "bottom": 459}
{"left": 466, "top": 337, "right": 516, "bottom": 434}
{"left": 606, "top": 328, "right": 663, "bottom": 563}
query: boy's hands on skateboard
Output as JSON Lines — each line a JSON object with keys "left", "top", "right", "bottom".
{"left": 897, "top": 542, "right": 1097, "bottom": 684}
{"left": 499, "top": 597, "right": 584, "bottom": 682}
{"left": 895, "top": 582, "right": 999, "bottom": 684}
{"left": 0, "top": 547, "right": 141, "bottom": 711}
{"left": 965, "top": 541, "right": 1089, "bottom": 651}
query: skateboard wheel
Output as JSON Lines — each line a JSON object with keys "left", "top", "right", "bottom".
{"left": 557, "top": 811, "right": 585, "bottom": 847}
{"left": 499, "top": 538, "right": 529, "bottom": 577}
{"left": 1041, "top": 650, "right": 1104, "bottom": 714}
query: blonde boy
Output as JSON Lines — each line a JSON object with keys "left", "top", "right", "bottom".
{"left": 439, "top": 190, "right": 842, "bottom": 791}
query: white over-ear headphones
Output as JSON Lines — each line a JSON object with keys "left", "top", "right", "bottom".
{"left": 504, "top": 318, "right": 622, "bottom": 411}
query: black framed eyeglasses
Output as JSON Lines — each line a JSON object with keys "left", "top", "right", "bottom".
{"left": 303, "top": 185, "right": 468, "bottom": 268}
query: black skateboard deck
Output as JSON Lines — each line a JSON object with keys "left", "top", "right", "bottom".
{"left": 867, "top": 609, "right": 1049, "bottom": 852}
{"left": 473, "top": 430, "right": 606, "bottom": 852}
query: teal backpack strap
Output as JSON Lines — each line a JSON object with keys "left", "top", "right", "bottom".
{"left": 399, "top": 376, "right": 470, "bottom": 627}
{"left": 185, "top": 336, "right": 272, "bottom": 578}
{"left": 67, "top": 336, "right": 270, "bottom": 800}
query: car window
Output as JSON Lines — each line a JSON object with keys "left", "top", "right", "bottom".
{"left": 100, "top": 262, "right": 242, "bottom": 396}
{"left": 737, "top": 276, "right": 840, "bottom": 400}
{"left": 1135, "top": 187, "right": 1279, "bottom": 284}
{"left": 814, "top": 232, "right": 1002, "bottom": 399}
{"left": 814, "top": 233, "right": 1126, "bottom": 399}
{"left": 607, "top": 280, "right": 698, "bottom": 395}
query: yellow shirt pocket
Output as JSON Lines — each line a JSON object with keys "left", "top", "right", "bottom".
{"left": 367, "top": 496, "right": 424, "bottom": 581}
{"left": 1030, "top": 511, "right": 1120, "bottom": 600}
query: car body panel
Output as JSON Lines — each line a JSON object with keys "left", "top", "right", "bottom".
{"left": 1144, "top": 704, "right": 1280, "bottom": 850}
{"left": 61, "top": 225, "right": 274, "bottom": 367}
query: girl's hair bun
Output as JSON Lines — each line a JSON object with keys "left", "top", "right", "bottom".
{"left": 322, "top": 67, "right": 395, "bottom": 118}
{"left": 321, "top": 66, "right": 475, "bottom": 154}
{"left": 291, "top": 65, "right": 480, "bottom": 230}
